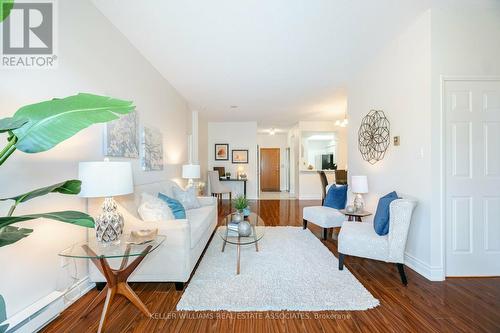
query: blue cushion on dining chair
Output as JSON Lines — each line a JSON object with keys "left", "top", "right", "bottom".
{"left": 323, "top": 185, "right": 348, "bottom": 210}
{"left": 373, "top": 191, "right": 399, "bottom": 236}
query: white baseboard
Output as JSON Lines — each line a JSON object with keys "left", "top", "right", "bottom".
{"left": 5, "top": 276, "right": 95, "bottom": 333}
{"left": 404, "top": 253, "right": 445, "bottom": 281}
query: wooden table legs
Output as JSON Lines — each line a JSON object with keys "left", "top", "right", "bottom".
{"left": 221, "top": 234, "right": 259, "bottom": 275}
{"left": 236, "top": 243, "right": 240, "bottom": 274}
{"left": 81, "top": 245, "right": 152, "bottom": 333}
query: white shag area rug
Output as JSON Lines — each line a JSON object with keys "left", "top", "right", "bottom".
{"left": 176, "top": 227, "right": 379, "bottom": 311}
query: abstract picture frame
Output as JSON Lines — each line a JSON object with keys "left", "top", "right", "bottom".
{"left": 103, "top": 111, "right": 139, "bottom": 158}
{"left": 215, "top": 143, "right": 229, "bottom": 160}
{"left": 141, "top": 126, "right": 164, "bottom": 171}
{"left": 232, "top": 149, "right": 248, "bottom": 164}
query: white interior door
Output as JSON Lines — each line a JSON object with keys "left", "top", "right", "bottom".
{"left": 445, "top": 79, "right": 500, "bottom": 276}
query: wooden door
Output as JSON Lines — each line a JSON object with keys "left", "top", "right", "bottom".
{"left": 260, "top": 148, "right": 280, "bottom": 192}
{"left": 445, "top": 79, "right": 500, "bottom": 276}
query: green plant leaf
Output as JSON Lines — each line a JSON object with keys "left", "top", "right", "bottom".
{"left": 233, "top": 195, "right": 249, "bottom": 210}
{"left": 0, "top": 117, "right": 28, "bottom": 133}
{"left": 11, "top": 93, "right": 134, "bottom": 153}
{"left": 0, "top": 294, "right": 6, "bottom": 322}
{"left": 0, "top": 293, "right": 7, "bottom": 333}
{"left": 0, "top": 226, "right": 33, "bottom": 247}
{"left": 0, "top": 211, "right": 94, "bottom": 230}
{"left": 0, "top": 0, "right": 14, "bottom": 23}
{"left": 0, "top": 180, "right": 82, "bottom": 205}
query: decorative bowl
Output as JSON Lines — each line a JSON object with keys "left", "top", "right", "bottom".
{"left": 238, "top": 221, "right": 252, "bottom": 237}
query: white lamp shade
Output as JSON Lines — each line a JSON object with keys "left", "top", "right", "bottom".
{"left": 351, "top": 175, "right": 368, "bottom": 194}
{"left": 78, "top": 161, "right": 133, "bottom": 198}
{"left": 182, "top": 164, "right": 200, "bottom": 179}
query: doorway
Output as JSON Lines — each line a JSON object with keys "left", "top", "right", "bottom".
{"left": 444, "top": 78, "right": 500, "bottom": 276}
{"left": 260, "top": 148, "right": 280, "bottom": 192}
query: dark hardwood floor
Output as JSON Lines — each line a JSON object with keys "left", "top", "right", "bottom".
{"left": 42, "top": 199, "right": 500, "bottom": 333}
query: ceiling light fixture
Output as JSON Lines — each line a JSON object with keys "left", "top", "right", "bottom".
{"left": 269, "top": 128, "right": 276, "bottom": 135}
{"left": 230, "top": 105, "right": 238, "bottom": 109}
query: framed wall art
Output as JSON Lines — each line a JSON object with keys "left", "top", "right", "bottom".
{"left": 232, "top": 149, "right": 248, "bottom": 164}
{"left": 103, "top": 111, "right": 139, "bottom": 158}
{"left": 215, "top": 144, "right": 229, "bottom": 160}
{"left": 141, "top": 126, "right": 164, "bottom": 171}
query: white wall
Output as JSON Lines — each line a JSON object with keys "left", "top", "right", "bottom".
{"left": 257, "top": 133, "right": 288, "bottom": 191}
{"left": 347, "top": 11, "right": 432, "bottom": 275}
{"left": 0, "top": 0, "right": 189, "bottom": 320}
{"left": 429, "top": 1, "right": 500, "bottom": 276}
{"left": 207, "top": 122, "right": 258, "bottom": 199}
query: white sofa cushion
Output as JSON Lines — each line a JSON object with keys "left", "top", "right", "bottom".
{"left": 186, "top": 205, "right": 215, "bottom": 249}
{"left": 303, "top": 206, "right": 345, "bottom": 228}
{"left": 338, "top": 221, "right": 389, "bottom": 262}
{"left": 137, "top": 192, "right": 174, "bottom": 221}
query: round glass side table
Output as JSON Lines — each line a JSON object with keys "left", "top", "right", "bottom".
{"left": 59, "top": 235, "right": 165, "bottom": 333}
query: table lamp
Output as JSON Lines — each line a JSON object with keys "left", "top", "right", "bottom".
{"left": 351, "top": 175, "right": 368, "bottom": 212}
{"left": 237, "top": 165, "right": 247, "bottom": 179}
{"left": 79, "top": 160, "right": 133, "bottom": 244}
{"left": 182, "top": 164, "right": 200, "bottom": 187}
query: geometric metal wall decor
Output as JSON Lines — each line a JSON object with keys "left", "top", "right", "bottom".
{"left": 358, "top": 110, "right": 390, "bottom": 164}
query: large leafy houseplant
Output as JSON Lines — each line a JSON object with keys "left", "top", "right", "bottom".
{"left": 0, "top": 93, "right": 134, "bottom": 331}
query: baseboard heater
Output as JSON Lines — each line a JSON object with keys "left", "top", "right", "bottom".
{"left": 5, "top": 277, "right": 94, "bottom": 333}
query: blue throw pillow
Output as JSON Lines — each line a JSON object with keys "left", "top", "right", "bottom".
{"left": 373, "top": 191, "right": 399, "bottom": 236}
{"left": 323, "top": 185, "right": 348, "bottom": 210}
{"left": 158, "top": 192, "right": 186, "bottom": 219}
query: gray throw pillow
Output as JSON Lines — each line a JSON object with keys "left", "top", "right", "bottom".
{"left": 172, "top": 184, "right": 201, "bottom": 210}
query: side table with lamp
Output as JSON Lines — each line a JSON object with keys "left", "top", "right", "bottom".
{"left": 73, "top": 160, "right": 165, "bottom": 332}
{"left": 341, "top": 175, "right": 372, "bottom": 222}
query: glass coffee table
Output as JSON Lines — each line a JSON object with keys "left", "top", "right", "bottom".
{"left": 59, "top": 235, "right": 165, "bottom": 333}
{"left": 218, "top": 212, "right": 265, "bottom": 274}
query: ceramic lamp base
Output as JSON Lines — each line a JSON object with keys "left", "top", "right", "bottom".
{"left": 353, "top": 193, "right": 365, "bottom": 213}
{"left": 95, "top": 197, "right": 124, "bottom": 244}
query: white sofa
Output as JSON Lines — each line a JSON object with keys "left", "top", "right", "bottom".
{"left": 88, "top": 180, "right": 218, "bottom": 290}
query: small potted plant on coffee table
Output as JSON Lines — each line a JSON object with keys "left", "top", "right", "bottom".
{"left": 233, "top": 195, "right": 250, "bottom": 219}
{"left": 233, "top": 195, "right": 251, "bottom": 236}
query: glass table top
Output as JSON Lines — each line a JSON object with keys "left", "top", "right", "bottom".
{"left": 218, "top": 212, "right": 265, "bottom": 245}
{"left": 59, "top": 235, "right": 166, "bottom": 259}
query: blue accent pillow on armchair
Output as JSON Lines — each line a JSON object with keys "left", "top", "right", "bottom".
{"left": 158, "top": 192, "right": 186, "bottom": 219}
{"left": 323, "top": 185, "right": 348, "bottom": 210}
{"left": 373, "top": 191, "right": 399, "bottom": 236}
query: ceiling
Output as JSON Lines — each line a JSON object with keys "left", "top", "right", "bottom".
{"left": 93, "top": 0, "right": 430, "bottom": 129}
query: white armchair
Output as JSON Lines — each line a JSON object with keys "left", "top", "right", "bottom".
{"left": 338, "top": 198, "right": 417, "bottom": 285}
{"left": 302, "top": 184, "right": 345, "bottom": 240}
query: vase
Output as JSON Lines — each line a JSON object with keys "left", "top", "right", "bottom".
{"left": 232, "top": 210, "right": 244, "bottom": 223}
{"left": 242, "top": 207, "right": 251, "bottom": 217}
{"left": 238, "top": 220, "right": 252, "bottom": 237}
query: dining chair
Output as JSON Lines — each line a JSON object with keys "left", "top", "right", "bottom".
{"left": 208, "top": 171, "right": 232, "bottom": 203}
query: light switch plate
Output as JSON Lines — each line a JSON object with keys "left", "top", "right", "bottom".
{"left": 393, "top": 136, "right": 400, "bottom": 146}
